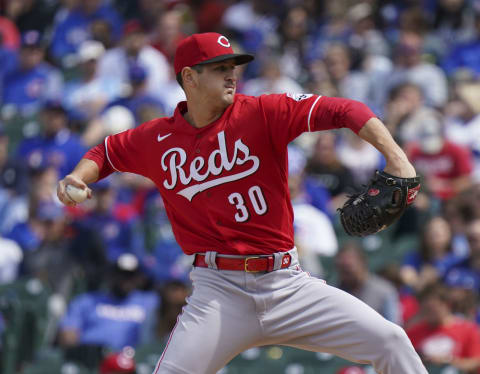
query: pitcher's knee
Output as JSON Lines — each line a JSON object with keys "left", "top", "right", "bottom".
{"left": 375, "top": 322, "right": 411, "bottom": 353}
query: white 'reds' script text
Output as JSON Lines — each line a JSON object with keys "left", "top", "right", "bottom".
{"left": 161, "top": 131, "right": 259, "bottom": 201}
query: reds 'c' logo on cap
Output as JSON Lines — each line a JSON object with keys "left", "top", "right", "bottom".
{"left": 217, "top": 35, "right": 231, "bottom": 48}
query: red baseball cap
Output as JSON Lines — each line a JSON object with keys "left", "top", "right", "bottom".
{"left": 337, "top": 366, "right": 366, "bottom": 374}
{"left": 99, "top": 352, "right": 135, "bottom": 374}
{"left": 174, "top": 32, "right": 254, "bottom": 75}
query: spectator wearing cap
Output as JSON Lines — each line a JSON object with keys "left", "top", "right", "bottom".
{"left": 444, "top": 268, "right": 479, "bottom": 322}
{"left": 63, "top": 40, "right": 123, "bottom": 122}
{"left": 99, "top": 349, "right": 136, "bottom": 374}
{"left": 406, "top": 283, "right": 480, "bottom": 371}
{"left": 49, "top": 0, "right": 122, "bottom": 66}
{"left": 443, "top": 219, "right": 480, "bottom": 291}
{"left": 2, "top": 30, "right": 63, "bottom": 115}
{"left": 16, "top": 99, "right": 87, "bottom": 178}
{"left": 76, "top": 178, "right": 146, "bottom": 263}
{"left": 102, "top": 63, "right": 165, "bottom": 126}
{"left": 97, "top": 20, "right": 170, "bottom": 101}
{"left": 58, "top": 253, "right": 158, "bottom": 351}
{"left": 287, "top": 145, "right": 337, "bottom": 277}
{"left": 335, "top": 242, "right": 401, "bottom": 324}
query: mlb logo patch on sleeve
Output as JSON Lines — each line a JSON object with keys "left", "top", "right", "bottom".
{"left": 286, "top": 93, "right": 313, "bottom": 101}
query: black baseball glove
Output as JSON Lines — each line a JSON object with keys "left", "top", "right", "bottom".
{"left": 338, "top": 170, "right": 421, "bottom": 237}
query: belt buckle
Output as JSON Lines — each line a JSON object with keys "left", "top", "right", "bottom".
{"left": 244, "top": 256, "right": 261, "bottom": 272}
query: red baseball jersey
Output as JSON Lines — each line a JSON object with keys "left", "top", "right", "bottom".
{"left": 84, "top": 93, "right": 374, "bottom": 255}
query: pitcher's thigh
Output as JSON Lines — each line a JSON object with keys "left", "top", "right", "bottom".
{"left": 263, "top": 275, "right": 426, "bottom": 373}
{"left": 264, "top": 276, "right": 405, "bottom": 359}
{"left": 153, "top": 295, "right": 261, "bottom": 374}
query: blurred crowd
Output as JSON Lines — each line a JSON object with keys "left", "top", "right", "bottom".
{"left": 1, "top": 0, "right": 480, "bottom": 373}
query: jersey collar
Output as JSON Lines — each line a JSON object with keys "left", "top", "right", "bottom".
{"left": 173, "top": 99, "right": 235, "bottom": 134}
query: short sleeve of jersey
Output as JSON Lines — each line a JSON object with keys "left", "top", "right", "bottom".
{"left": 258, "top": 93, "right": 375, "bottom": 152}
{"left": 103, "top": 127, "right": 150, "bottom": 178}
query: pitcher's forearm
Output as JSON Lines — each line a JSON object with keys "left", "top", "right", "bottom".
{"left": 358, "top": 117, "right": 416, "bottom": 178}
{"left": 69, "top": 158, "right": 100, "bottom": 185}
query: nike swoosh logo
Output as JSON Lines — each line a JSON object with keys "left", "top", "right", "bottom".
{"left": 157, "top": 133, "right": 172, "bottom": 142}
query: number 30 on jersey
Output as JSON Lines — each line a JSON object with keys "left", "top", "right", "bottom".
{"left": 228, "top": 185, "right": 268, "bottom": 222}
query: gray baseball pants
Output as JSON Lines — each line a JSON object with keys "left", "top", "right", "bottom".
{"left": 153, "top": 249, "right": 427, "bottom": 374}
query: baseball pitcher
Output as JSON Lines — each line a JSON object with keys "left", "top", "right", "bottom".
{"left": 57, "top": 33, "right": 427, "bottom": 374}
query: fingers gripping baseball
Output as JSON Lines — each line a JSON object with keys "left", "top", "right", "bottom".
{"left": 57, "top": 174, "right": 92, "bottom": 206}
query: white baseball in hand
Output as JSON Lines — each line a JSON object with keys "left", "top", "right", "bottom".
{"left": 65, "top": 184, "right": 88, "bottom": 203}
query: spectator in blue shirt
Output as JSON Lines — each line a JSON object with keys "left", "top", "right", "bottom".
{"left": 400, "top": 216, "right": 461, "bottom": 292}
{"left": 104, "top": 64, "right": 165, "bottom": 126}
{"left": 16, "top": 100, "right": 87, "bottom": 178}
{"left": 59, "top": 254, "right": 159, "bottom": 350}
{"left": 77, "top": 178, "right": 146, "bottom": 263}
{"left": 2, "top": 30, "right": 63, "bottom": 116}
{"left": 442, "top": 13, "right": 480, "bottom": 77}
{"left": 49, "top": 0, "right": 122, "bottom": 66}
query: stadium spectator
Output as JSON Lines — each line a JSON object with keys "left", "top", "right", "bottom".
{"left": 288, "top": 145, "right": 337, "bottom": 277}
{"left": 384, "top": 82, "right": 431, "bottom": 145}
{"left": 242, "top": 58, "right": 304, "bottom": 96}
{"left": 49, "top": 0, "right": 122, "bottom": 66}
{"left": 407, "top": 283, "right": 480, "bottom": 371}
{"left": 444, "top": 219, "right": 480, "bottom": 293}
{"left": 407, "top": 111, "right": 473, "bottom": 200}
{"left": 389, "top": 31, "right": 448, "bottom": 108}
{"left": 0, "top": 15, "right": 20, "bottom": 50}
{"left": 400, "top": 216, "right": 460, "bottom": 292}
{"left": 0, "top": 236, "right": 22, "bottom": 284}
{"left": 151, "top": 9, "right": 187, "bottom": 65}
{"left": 274, "top": 5, "right": 314, "bottom": 83}
{"left": 305, "top": 132, "right": 354, "bottom": 211}
{"left": 336, "top": 130, "right": 385, "bottom": 187}
{"left": 323, "top": 43, "right": 371, "bottom": 106}
{"left": 0, "top": 124, "right": 29, "bottom": 233}
{"left": 378, "top": 263, "right": 420, "bottom": 327}
{"left": 103, "top": 64, "right": 165, "bottom": 126}
{"left": 16, "top": 100, "right": 87, "bottom": 178}
{"left": 20, "top": 201, "right": 81, "bottom": 297}
{"left": 335, "top": 242, "right": 401, "bottom": 324}
{"left": 142, "top": 280, "right": 189, "bottom": 344}
{"left": 444, "top": 268, "right": 479, "bottom": 322}
{"left": 97, "top": 20, "right": 170, "bottom": 100}
{"left": 2, "top": 30, "right": 63, "bottom": 116}
{"left": 63, "top": 40, "right": 122, "bottom": 122}
{"left": 59, "top": 254, "right": 158, "bottom": 350}
{"left": 5, "top": 0, "right": 57, "bottom": 35}
{"left": 443, "top": 78, "right": 480, "bottom": 181}
{"left": 76, "top": 178, "right": 145, "bottom": 263}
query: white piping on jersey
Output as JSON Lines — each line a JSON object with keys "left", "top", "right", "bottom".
{"left": 105, "top": 136, "right": 121, "bottom": 172}
{"left": 307, "top": 95, "right": 322, "bottom": 132}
